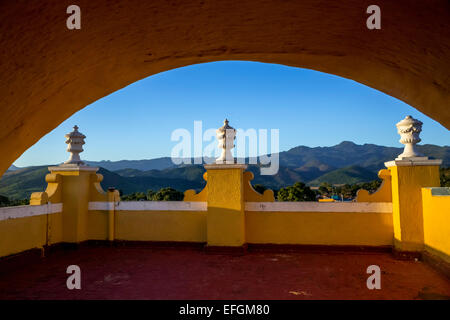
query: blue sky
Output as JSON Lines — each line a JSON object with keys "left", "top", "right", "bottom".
{"left": 14, "top": 61, "right": 449, "bottom": 167}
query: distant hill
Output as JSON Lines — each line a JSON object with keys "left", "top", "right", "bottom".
{"left": 0, "top": 166, "right": 50, "bottom": 199}
{"left": 0, "top": 166, "right": 205, "bottom": 200}
{"left": 85, "top": 157, "right": 177, "bottom": 171}
{"left": 308, "top": 166, "right": 379, "bottom": 186}
{"left": 1, "top": 141, "right": 448, "bottom": 199}
{"left": 7, "top": 165, "right": 19, "bottom": 171}
{"left": 278, "top": 142, "right": 449, "bottom": 172}
{"left": 88, "top": 142, "right": 449, "bottom": 172}
{"left": 106, "top": 141, "right": 449, "bottom": 189}
{"left": 97, "top": 167, "right": 205, "bottom": 195}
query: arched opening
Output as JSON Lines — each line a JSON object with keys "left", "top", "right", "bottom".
{"left": 0, "top": 0, "right": 449, "bottom": 176}
{"left": 1, "top": 1, "right": 450, "bottom": 300}
{"left": 3, "top": 61, "right": 448, "bottom": 203}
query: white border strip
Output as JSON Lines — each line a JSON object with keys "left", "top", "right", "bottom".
{"left": 88, "top": 201, "right": 391, "bottom": 213}
{"left": 89, "top": 202, "right": 115, "bottom": 211}
{"left": 89, "top": 201, "right": 207, "bottom": 212}
{"left": 0, "top": 203, "right": 63, "bottom": 221}
{"left": 245, "top": 202, "right": 392, "bottom": 213}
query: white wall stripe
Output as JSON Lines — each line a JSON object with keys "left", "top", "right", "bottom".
{"left": 88, "top": 201, "right": 391, "bottom": 213}
{"left": 89, "top": 201, "right": 207, "bottom": 212}
{"left": 0, "top": 202, "right": 391, "bottom": 219}
{"left": 89, "top": 202, "right": 114, "bottom": 211}
{"left": 245, "top": 202, "right": 392, "bottom": 213}
{"left": 0, "top": 203, "right": 63, "bottom": 221}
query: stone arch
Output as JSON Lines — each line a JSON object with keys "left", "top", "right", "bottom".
{"left": 0, "top": 0, "right": 449, "bottom": 175}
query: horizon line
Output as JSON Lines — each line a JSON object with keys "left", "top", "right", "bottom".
{"left": 11, "top": 140, "right": 449, "bottom": 169}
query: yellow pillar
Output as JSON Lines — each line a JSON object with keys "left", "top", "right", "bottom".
{"left": 107, "top": 187, "right": 120, "bottom": 241}
{"left": 385, "top": 159, "right": 442, "bottom": 252}
{"left": 204, "top": 164, "right": 247, "bottom": 248}
{"left": 48, "top": 165, "right": 99, "bottom": 243}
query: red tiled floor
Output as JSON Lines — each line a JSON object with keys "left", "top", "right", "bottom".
{"left": 0, "top": 246, "right": 449, "bottom": 300}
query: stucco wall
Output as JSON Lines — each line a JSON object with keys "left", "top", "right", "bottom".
{"left": 115, "top": 211, "right": 207, "bottom": 242}
{"left": 245, "top": 202, "right": 393, "bottom": 246}
{"left": 86, "top": 202, "right": 394, "bottom": 246}
{"left": 0, "top": 215, "right": 47, "bottom": 258}
{"left": 3, "top": 197, "right": 450, "bottom": 263}
{"left": 0, "top": 201, "right": 395, "bottom": 258}
{"left": 0, "top": 204, "right": 62, "bottom": 257}
{"left": 91, "top": 202, "right": 393, "bottom": 245}
{"left": 88, "top": 201, "right": 207, "bottom": 242}
{"left": 422, "top": 188, "right": 450, "bottom": 263}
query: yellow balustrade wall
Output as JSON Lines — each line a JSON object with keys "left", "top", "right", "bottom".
{"left": 356, "top": 169, "right": 392, "bottom": 202}
{"left": 422, "top": 187, "right": 450, "bottom": 264}
{"left": 0, "top": 204, "right": 63, "bottom": 257}
{"left": 246, "top": 210, "right": 393, "bottom": 246}
{"left": 0, "top": 203, "right": 394, "bottom": 259}
{"left": 87, "top": 210, "right": 207, "bottom": 242}
{"left": 86, "top": 201, "right": 208, "bottom": 242}
{"left": 0, "top": 214, "right": 48, "bottom": 258}
{"left": 87, "top": 210, "right": 110, "bottom": 240}
{"left": 0, "top": 164, "right": 449, "bottom": 274}
{"left": 115, "top": 211, "right": 206, "bottom": 242}
{"left": 86, "top": 203, "right": 393, "bottom": 246}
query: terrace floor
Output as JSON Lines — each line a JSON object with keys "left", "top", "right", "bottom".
{"left": 0, "top": 245, "right": 449, "bottom": 300}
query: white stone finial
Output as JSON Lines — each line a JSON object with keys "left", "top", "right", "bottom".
{"left": 64, "top": 125, "right": 86, "bottom": 165}
{"left": 395, "top": 115, "right": 425, "bottom": 160}
{"left": 216, "top": 118, "right": 236, "bottom": 164}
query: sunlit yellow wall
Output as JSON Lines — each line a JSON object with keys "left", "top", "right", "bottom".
{"left": 389, "top": 165, "right": 440, "bottom": 251}
{"left": 87, "top": 208, "right": 394, "bottom": 246}
{"left": 0, "top": 215, "right": 47, "bottom": 257}
{"left": 47, "top": 212, "right": 63, "bottom": 245}
{"left": 87, "top": 210, "right": 109, "bottom": 240}
{"left": 246, "top": 211, "right": 393, "bottom": 246}
{"left": 422, "top": 188, "right": 450, "bottom": 263}
{"left": 52, "top": 170, "right": 92, "bottom": 243}
{"left": 206, "top": 166, "right": 246, "bottom": 246}
{"left": 356, "top": 169, "right": 392, "bottom": 202}
{"left": 3, "top": 165, "right": 450, "bottom": 266}
{"left": 115, "top": 211, "right": 207, "bottom": 242}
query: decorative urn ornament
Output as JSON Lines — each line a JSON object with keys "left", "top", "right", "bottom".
{"left": 395, "top": 115, "right": 424, "bottom": 159}
{"left": 216, "top": 119, "right": 236, "bottom": 164}
{"left": 64, "top": 125, "right": 86, "bottom": 165}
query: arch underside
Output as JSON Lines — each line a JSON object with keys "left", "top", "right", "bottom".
{"left": 0, "top": 0, "right": 449, "bottom": 175}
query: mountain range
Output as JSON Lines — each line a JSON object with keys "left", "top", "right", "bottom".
{"left": 2, "top": 141, "right": 448, "bottom": 199}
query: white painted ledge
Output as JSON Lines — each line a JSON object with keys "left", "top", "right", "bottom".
{"left": 88, "top": 201, "right": 391, "bottom": 213}
{"left": 204, "top": 164, "right": 247, "bottom": 169}
{"left": 245, "top": 202, "right": 392, "bottom": 213}
{"left": 89, "top": 201, "right": 207, "bottom": 212}
{"left": 0, "top": 203, "right": 63, "bottom": 221}
{"left": 48, "top": 164, "right": 99, "bottom": 172}
{"left": 423, "top": 187, "right": 450, "bottom": 196}
{"left": 384, "top": 158, "right": 442, "bottom": 167}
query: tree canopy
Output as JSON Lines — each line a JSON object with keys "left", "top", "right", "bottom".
{"left": 277, "top": 182, "right": 316, "bottom": 202}
{"left": 121, "top": 187, "right": 184, "bottom": 201}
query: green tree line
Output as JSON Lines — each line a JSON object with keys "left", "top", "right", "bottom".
{"left": 1, "top": 167, "right": 448, "bottom": 206}
{"left": 254, "top": 179, "right": 382, "bottom": 201}
{"left": 0, "top": 195, "right": 29, "bottom": 207}
{"left": 121, "top": 187, "right": 184, "bottom": 201}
